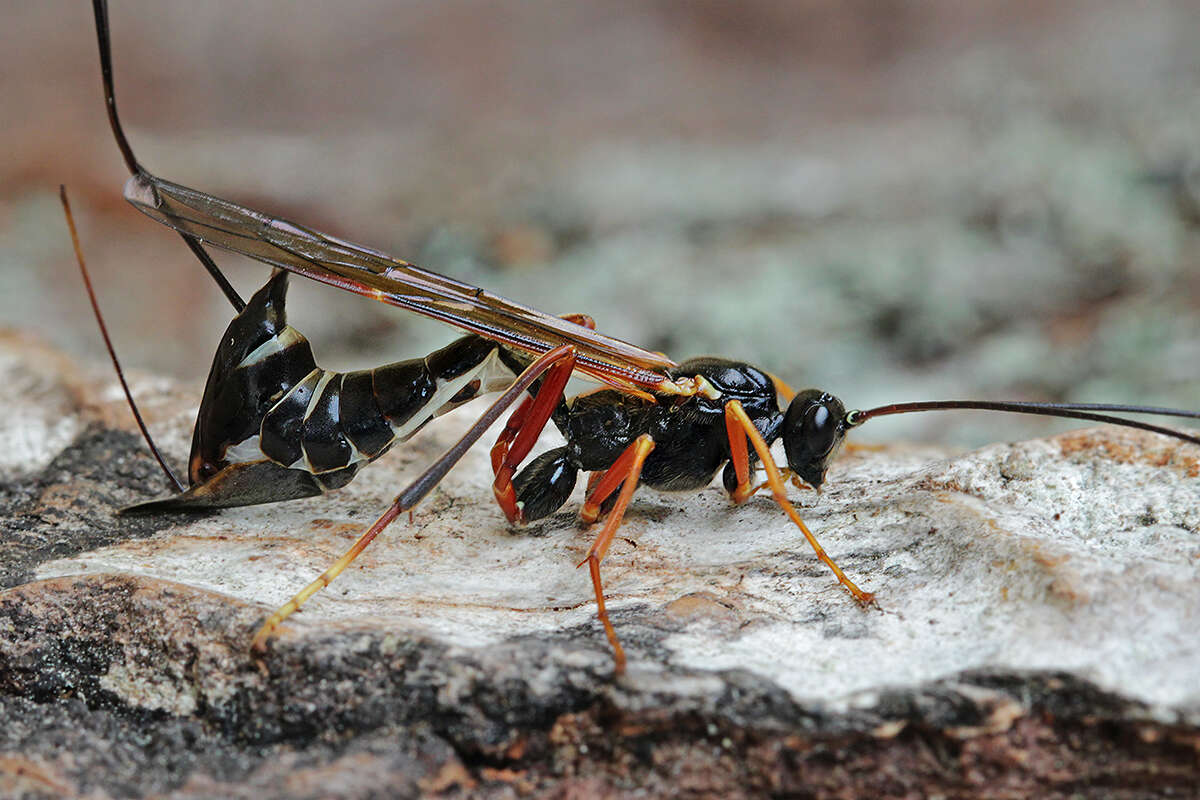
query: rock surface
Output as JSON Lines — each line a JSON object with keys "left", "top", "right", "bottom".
{"left": 1, "top": 335, "right": 1198, "bottom": 798}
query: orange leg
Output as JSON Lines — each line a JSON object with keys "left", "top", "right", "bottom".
{"left": 724, "top": 400, "right": 874, "bottom": 607}
{"left": 488, "top": 312, "right": 592, "bottom": 482}
{"left": 723, "top": 405, "right": 755, "bottom": 504}
{"left": 580, "top": 435, "right": 654, "bottom": 524}
{"left": 723, "top": 414, "right": 813, "bottom": 504}
{"left": 488, "top": 308, "right": 589, "bottom": 483}
{"left": 490, "top": 394, "right": 535, "bottom": 476}
{"left": 490, "top": 349, "right": 578, "bottom": 523}
{"left": 577, "top": 434, "right": 655, "bottom": 675}
{"left": 765, "top": 370, "right": 797, "bottom": 404}
{"left": 722, "top": 405, "right": 811, "bottom": 503}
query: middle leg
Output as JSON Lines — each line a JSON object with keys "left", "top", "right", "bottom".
{"left": 576, "top": 433, "right": 655, "bottom": 675}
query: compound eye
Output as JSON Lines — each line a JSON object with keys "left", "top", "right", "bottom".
{"left": 803, "top": 402, "right": 838, "bottom": 456}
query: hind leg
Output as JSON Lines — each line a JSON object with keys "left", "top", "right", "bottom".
{"left": 490, "top": 351, "right": 577, "bottom": 522}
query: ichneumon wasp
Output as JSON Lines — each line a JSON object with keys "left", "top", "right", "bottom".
{"left": 80, "top": 0, "right": 1200, "bottom": 674}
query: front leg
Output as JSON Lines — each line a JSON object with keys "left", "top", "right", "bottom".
{"left": 721, "top": 406, "right": 812, "bottom": 504}
{"left": 722, "top": 400, "right": 875, "bottom": 607}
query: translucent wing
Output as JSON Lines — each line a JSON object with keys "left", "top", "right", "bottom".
{"left": 124, "top": 172, "right": 678, "bottom": 393}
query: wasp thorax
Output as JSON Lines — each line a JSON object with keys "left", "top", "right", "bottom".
{"left": 782, "top": 390, "right": 848, "bottom": 490}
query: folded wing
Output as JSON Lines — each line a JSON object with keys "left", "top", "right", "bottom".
{"left": 124, "top": 172, "right": 677, "bottom": 393}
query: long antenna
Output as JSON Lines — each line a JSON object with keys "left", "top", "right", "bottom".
{"left": 61, "top": 186, "right": 186, "bottom": 493}
{"left": 845, "top": 400, "right": 1200, "bottom": 447}
{"left": 92, "top": 0, "right": 246, "bottom": 313}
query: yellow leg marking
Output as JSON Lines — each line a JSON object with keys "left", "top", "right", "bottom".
{"left": 251, "top": 503, "right": 402, "bottom": 652}
{"left": 725, "top": 400, "right": 874, "bottom": 606}
{"left": 578, "top": 501, "right": 602, "bottom": 526}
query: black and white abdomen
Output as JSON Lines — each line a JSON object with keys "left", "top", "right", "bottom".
{"left": 143, "top": 271, "right": 519, "bottom": 511}
{"left": 227, "top": 334, "right": 517, "bottom": 479}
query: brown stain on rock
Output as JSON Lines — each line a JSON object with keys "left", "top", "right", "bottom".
{"left": 662, "top": 591, "right": 741, "bottom": 629}
{"left": 1056, "top": 429, "right": 1199, "bottom": 478}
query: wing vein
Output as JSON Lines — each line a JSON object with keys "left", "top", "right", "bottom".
{"left": 123, "top": 171, "right": 676, "bottom": 391}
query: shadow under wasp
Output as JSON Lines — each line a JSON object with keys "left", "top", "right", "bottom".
{"left": 75, "top": 0, "right": 1200, "bottom": 674}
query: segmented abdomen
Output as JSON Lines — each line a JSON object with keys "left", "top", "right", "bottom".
{"left": 191, "top": 271, "right": 519, "bottom": 497}
{"left": 253, "top": 334, "right": 513, "bottom": 477}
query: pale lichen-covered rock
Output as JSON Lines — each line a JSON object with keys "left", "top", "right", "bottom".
{"left": 1, "top": 335, "right": 1198, "bottom": 798}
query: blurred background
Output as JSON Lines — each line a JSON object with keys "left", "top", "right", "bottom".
{"left": 2, "top": 0, "right": 1198, "bottom": 446}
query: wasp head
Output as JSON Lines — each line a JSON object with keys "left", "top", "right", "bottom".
{"left": 781, "top": 389, "right": 849, "bottom": 490}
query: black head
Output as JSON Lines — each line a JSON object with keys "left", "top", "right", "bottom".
{"left": 782, "top": 390, "right": 848, "bottom": 490}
